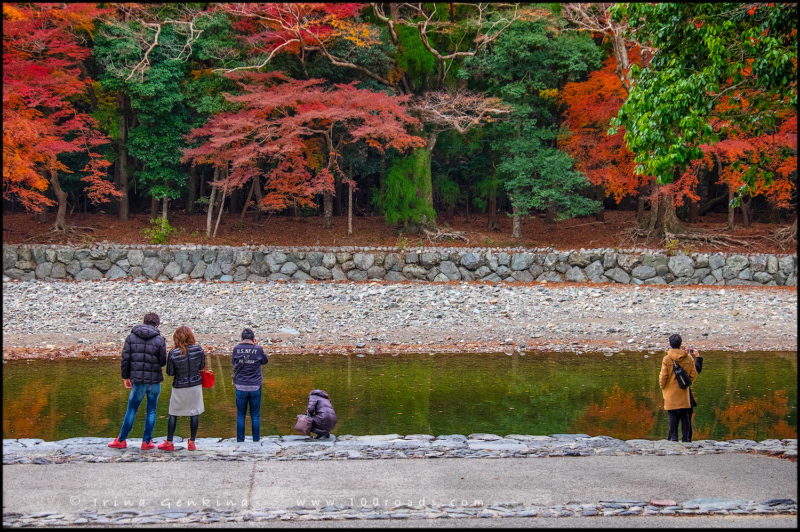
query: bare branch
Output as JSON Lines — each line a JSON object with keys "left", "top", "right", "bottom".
{"left": 125, "top": 23, "right": 161, "bottom": 81}
{"left": 412, "top": 90, "right": 510, "bottom": 135}
{"left": 370, "top": 2, "right": 525, "bottom": 83}
{"left": 213, "top": 38, "right": 298, "bottom": 74}
{"left": 100, "top": 3, "right": 211, "bottom": 82}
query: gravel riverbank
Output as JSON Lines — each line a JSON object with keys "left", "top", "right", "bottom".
{"left": 2, "top": 279, "right": 797, "bottom": 359}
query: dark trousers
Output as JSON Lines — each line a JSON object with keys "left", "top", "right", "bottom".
{"left": 235, "top": 388, "right": 262, "bottom": 442}
{"left": 310, "top": 420, "right": 329, "bottom": 438}
{"left": 667, "top": 408, "right": 693, "bottom": 442}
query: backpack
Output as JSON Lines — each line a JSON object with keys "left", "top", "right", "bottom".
{"left": 672, "top": 359, "right": 691, "bottom": 389}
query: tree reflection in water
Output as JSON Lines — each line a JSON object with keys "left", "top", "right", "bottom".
{"left": 716, "top": 390, "right": 796, "bottom": 441}
{"left": 2, "top": 352, "right": 796, "bottom": 441}
{"left": 573, "top": 383, "right": 656, "bottom": 440}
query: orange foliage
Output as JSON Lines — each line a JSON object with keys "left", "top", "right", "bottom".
{"left": 561, "top": 50, "right": 654, "bottom": 203}
{"left": 2, "top": 382, "right": 65, "bottom": 440}
{"left": 2, "top": 3, "right": 118, "bottom": 212}
{"left": 301, "top": 138, "right": 326, "bottom": 171}
{"left": 715, "top": 390, "right": 797, "bottom": 440}
{"left": 683, "top": 112, "right": 797, "bottom": 209}
{"left": 223, "top": 3, "right": 375, "bottom": 60}
{"left": 573, "top": 383, "right": 656, "bottom": 440}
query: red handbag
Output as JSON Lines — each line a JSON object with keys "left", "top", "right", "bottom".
{"left": 200, "top": 368, "right": 215, "bottom": 388}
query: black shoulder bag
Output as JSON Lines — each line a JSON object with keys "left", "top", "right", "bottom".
{"left": 672, "top": 360, "right": 691, "bottom": 389}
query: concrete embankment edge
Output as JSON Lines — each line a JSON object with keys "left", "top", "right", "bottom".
{"left": 3, "top": 435, "right": 796, "bottom": 526}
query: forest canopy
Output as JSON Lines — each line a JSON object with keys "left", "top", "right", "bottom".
{"left": 3, "top": 2, "right": 796, "bottom": 244}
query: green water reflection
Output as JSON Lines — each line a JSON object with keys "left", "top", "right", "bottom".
{"left": 2, "top": 351, "right": 796, "bottom": 441}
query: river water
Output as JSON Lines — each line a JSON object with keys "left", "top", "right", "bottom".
{"left": 3, "top": 351, "right": 796, "bottom": 441}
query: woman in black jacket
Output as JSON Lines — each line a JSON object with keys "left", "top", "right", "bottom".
{"left": 158, "top": 326, "right": 205, "bottom": 451}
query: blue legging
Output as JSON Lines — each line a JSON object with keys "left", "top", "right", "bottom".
{"left": 118, "top": 382, "right": 161, "bottom": 443}
{"left": 235, "top": 388, "right": 262, "bottom": 442}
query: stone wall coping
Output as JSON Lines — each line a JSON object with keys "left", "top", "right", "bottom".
{"left": 3, "top": 242, "right": 797, "bottom": 258}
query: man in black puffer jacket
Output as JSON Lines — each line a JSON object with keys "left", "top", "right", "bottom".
{"left": 108, "top": 312, "right": 167, "bottom": 450}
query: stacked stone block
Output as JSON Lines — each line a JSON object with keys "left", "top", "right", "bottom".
{"left": 3, "top": 244, "right": 797, "bottom": 286}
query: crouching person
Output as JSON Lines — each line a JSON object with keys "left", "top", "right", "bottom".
{"left": 306, "top": 389, "right": 337, "bottom": 439}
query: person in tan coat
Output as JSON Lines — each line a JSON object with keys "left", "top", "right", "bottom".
{"left": 659, "top": 334, "right": 698, "bottom": 442}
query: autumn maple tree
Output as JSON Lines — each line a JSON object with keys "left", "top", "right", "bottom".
{"left": 182, "top": 72, "right": 425, "bottom": 235}
{"left": 681, "top": 112, "right": 797, "bottom": 231}
{"left": 2, "top": 3, "right": 119, "bottom": 231}
{"left": 561, "top": 51, "right": 653, "bottom": 212}
{"left": 609, "top": 2, "right": 797, "bottom": 240}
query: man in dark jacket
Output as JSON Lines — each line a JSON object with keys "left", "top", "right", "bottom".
{"left": 306, "top": 389, "right": 337, "bottom": 439}
{"left": 108, "top": 312, "right": 167, "bottom": 450}
{"left": 232, "top": 328, "right": 269, "bottom": 442}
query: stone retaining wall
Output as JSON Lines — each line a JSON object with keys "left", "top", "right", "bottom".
{"left": 3, "top": 244, "right": 797, "bottom": 286}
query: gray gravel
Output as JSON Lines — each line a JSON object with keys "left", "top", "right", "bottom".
{"left": 1, "top": 279, "right": 796, "bottom": 355}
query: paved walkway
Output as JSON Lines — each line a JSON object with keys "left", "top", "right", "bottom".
{"left": 3, "top": 448, "right": 796, "bottom": 527}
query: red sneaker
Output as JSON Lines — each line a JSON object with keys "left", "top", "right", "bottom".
{"left": 187, "top": 440, "right": 196, "bottom": 451}
{"left": 141, "top": 440, "right": 155, "bottom": 450}
{"left": 108, "top": 438, "right": 127, "bottom": 449}
{"left": 157, "top": 441, "right": 174, "bottom": 451}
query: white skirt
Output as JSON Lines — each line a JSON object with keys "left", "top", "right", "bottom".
{"left": 169, "top": 385, "right": 204, "bottom": 416}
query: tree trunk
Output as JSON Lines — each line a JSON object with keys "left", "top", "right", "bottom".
{"left": 213, "top": 182, "right": 227, "bottom": 239}
{"left": 592, "top": 185, "right": 605, "bottom": 222}
{"left": 252, "top": 175, "right": 263, "bottom": 222}
{"left": 199, "top": 166, "right": 206, "bottom": 198}
{"left": 727, "top": 187, "right": 735, "bottom": 230}
{"left": 636, "top": 195, "right": 646, "bottom": 223}
{"left": 660, "top": 193, "right": 681, "bottom": 234}
{"left": 611, "top": 32, "right": 631, "bottom": 91}
{"left": 335, "top": 180, "right": 343, "bottom": 216}
{"left": 323, "top": 190, "right": 333, "bottom": 229}
{"left": 742, "top": 195, "right": 751, "bottom": 227}
{"left": 186, "top": 164, "right": 198, "bottom": 214}
{"left": 422, "top": 134, "right": 437, "bottom": 209}
{"left": 49, "top": 167, "right": 68, "bottom": 231}
{"left": 347, "top": 182, "right": 353, "bottom": 235}
{"left": 241, "top": 177, "right": 256, "bottom": 220}
{"left": 161, "top": 196, "right": 168, "bottom": 224}
{"left": 511, "top": 201, "right": 522, "bottom": 239}
{"left": 641, "top": 189, "right": 683, "bottom": 241}
{"left": 150, "top": 196, "right": 158, "bottom": 220}
{"left": 544, "top": 205, "right": 557, "bottom": 224}
{"left": 229, "top": 184, "right": 242, "bottom": 214}
{"left": 206, "top": 167, "right": 219, "bottom": 238}
{"left": 117, "top": 93, "right": 130, "bottom": 221}
{"left": 687, "top": 197, "right": 699, "bottom": 223}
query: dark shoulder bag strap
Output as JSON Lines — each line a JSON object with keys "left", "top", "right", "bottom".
{"left": 233, "top": 350, "right": 251, "bottom": 381}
